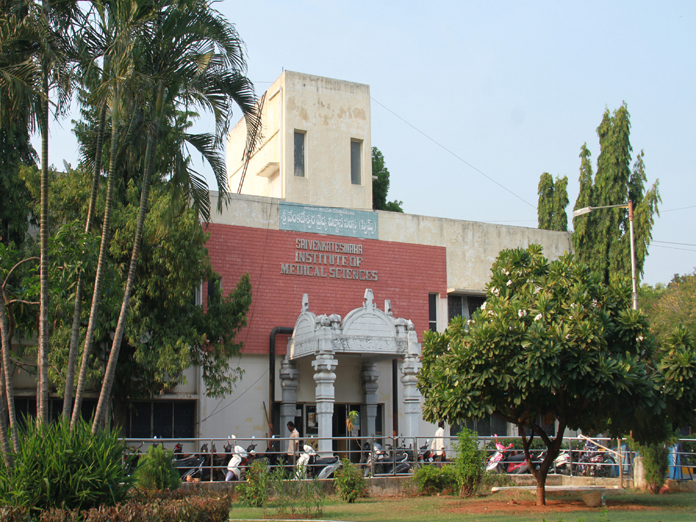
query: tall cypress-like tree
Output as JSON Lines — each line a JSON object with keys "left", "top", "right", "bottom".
{"left": 572, "top": 103, "right": 660, "bottom": 286}
{"left": 371, "top": 147, "right": 403, "bottom": 212}
{"left": 537, "top": 172, "right": 568, "bottom": 231}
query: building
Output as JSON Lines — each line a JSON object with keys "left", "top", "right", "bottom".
{"left": 9, "top": 72, "right": 572, "bottom": 451}
{"left": 192, "top": 71, "right": 571, "bottom": 451}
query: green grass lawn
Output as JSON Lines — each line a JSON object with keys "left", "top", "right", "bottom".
{"left": 229, "top": 491, "right": 696, "bottom": 522}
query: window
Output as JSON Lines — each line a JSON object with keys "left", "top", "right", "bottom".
{"left": 448, "top": 295, "right": 487, "bottom": 323}
{"left": 448, "top": 295, "right": 465, "bottom": 322}
{"left": 127, "top": 400, "right": 196, "bottom": 438}
{"left": 294, "top": 131, "right": 305, "bottom": 177}
{"left": 350, "top": 139, "right": 362, "bottom": 185}
{"left": 468, "top": 296, "right": 486, "bottom": 318}
{"left": 14, "top": 397, "right": 96, "bottom": 427}
{"left": 429, "top": 293, "right": 437, "bottom": 331}
{"left": 451, "top": 415, "right": 509, "bottom": 437}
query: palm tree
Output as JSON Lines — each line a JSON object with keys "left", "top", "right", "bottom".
{"left": 1, "top": 0, "right": 79, "bottom": 426}
{"left": 0, "top": 1, "right": 40, "bottom": 455}
{"left": 91, "top": 0, "right": 261, "bottom": 431}
{"left": 70, "top": 0, "right": 154, "bottom": 428}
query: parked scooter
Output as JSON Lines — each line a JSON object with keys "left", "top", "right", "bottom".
{"left": 485, "top": 440, "right": 531, "bottom": 474}
{"left": 173, "top": 447, "right": 205, "bottom": 481}
{"left": 417, "top": 439, "right": 437, "bottom": 465}
{"left": 295, "top": 444, "right": 341, "bottom": 479}
{"left": 362, "top": 441, "right": 410, "bottom": 476}
{"left": 553, "top": 450, "right": 572, "bottom": 475}
{"left": 225, "top": 436, "right": 257, "bottom": 481}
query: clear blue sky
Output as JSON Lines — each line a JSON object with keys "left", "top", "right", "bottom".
{"left": 43, "top": 0, "right": 696, "bottom": 286}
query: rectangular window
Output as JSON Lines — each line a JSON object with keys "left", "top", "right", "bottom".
{"left": 294, "top": 131, "right": 305, "bottom": 177}
{"left": 468, "top": 296, "right": 486, "bottom": 318}
{"left": 127, "top": 400, "right": 196, "bottom": 439}
{"left": 350, "top": 139, "right": 362, "bottom": 185}
{"left": 429, "top": 293, "right": 437, "bottom": 331}
{"left": 448, "top": 295, "right": 464, "bottom": 323}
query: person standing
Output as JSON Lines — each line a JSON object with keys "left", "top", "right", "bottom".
{"left": 287, "top": 421, "right": 300, "bottom": 467}
{"left": 431, "top": 421, "right": 446, "bottom": 465}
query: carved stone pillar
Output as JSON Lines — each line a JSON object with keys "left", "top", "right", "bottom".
{"left": 360, "top": 362, "right": 380, "bottom": 437}
{"left": 279, "top": 358, "right": 300, "bottom": 453}
{"left": 400, "top": 321, "right": 422, "bottom": 441}
{"left": 313, "top": 353, "right": 338, "bottom": 456}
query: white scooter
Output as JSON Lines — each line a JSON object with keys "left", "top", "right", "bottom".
{"left": 225, "top": 435, "right": 256, "bottom": 481}
{"left": 295, "top": 444, "right": 341, "bottom": 479}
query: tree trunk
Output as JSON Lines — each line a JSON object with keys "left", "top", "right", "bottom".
{"left": 92, "top": 83, "right": 164, "bottom": 433}
{"left": 38, "top": 81, "right": 50, "bottom": 425}
{"left": 71, "top": 88, "right": 121, "bottom": 430}
{"left": 62, "top": 102, "right": 107, "bottom": 419}
{"left": 536, "top": 473, "right": 547, "bottom": 506}
{"left": 92, "top": 82, "right": 164, "bottom": 433}
{"left": 0, "top": 294, "right": 16, "bottom": 466}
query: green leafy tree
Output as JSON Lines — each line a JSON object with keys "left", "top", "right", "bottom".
{"left": 572, "top": 104, "right": 660, "bottom": 286}
{"left": 537, "top": 172, "right": 568, "bottom": 231}
{"left": 371, "top": 147, "right": 403, "bottom": 212}
{"left": 418, "top": 245, "right": 696, "bottom": 506}
{"left": 639, "top": 272, "right": 696, "bottom": 346}
{"left": 0, "top": 124, "right": 36, "bottom": 247}
{"left": 91, "top": 0, "right": 261, "bottom": 432}
{"left": 14, "top": 164, "right": 252, "bottom": 431}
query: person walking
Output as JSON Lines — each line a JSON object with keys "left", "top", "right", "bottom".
{"left": 287, "top": 421, "right": 300, "bottom": 467}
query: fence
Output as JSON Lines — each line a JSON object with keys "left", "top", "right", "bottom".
{"left": 122, "top": 435, "right": 696, "bottom": 482}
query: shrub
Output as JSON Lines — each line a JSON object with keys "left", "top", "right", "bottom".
{"left": 34, "top": 492, "right": 232, "bottom": 521}
{"left": 453, "top": 427, "right": 485, "bottom": 497}
{"left": 411, "top": 465, "right": 458, "bottom": 495}
{"left": 263, "top": 463, "right": 324, "bottom": 518}
{"left": 0, "top": 417, "right": 132, "bottom": 512}
{"left": 334, "top": 458, "right": 366, "bottom": 503}
{"left": 630, "top": 436, "right": 672, "bottom": 494}
{"left": 478, "top": 469, "right": 514, "bottom": 494}
{"left": 236, "top": 460, "right": 269, "bottom": 507}
{"left": 133, "top": 444, "right": 181, "bottom": 491}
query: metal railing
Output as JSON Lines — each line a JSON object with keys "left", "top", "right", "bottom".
{"left": 121, "top": 435, "right": 696, "bottom": 482}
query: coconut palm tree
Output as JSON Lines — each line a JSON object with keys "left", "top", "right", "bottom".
{"left": 91, "top": 0, "right": 261, "bottom": 431}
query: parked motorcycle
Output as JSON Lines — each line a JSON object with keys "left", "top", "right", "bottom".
{"left": 362, "top": 441, "right": 410, "bottom": 477}
{"left": 174, "top": 450, "right": 205, "bottom": 481}
{"left": 254, "top": 437, "right": 280, "bottom": 470}
{"left": 123, "top": 442, "right": 143, "bottom": 477}
{"left": 295, "top": 444, "right": 342, "bottom": 479}
{"left": 575, "top": 443, "right": 616, "bottom": 477}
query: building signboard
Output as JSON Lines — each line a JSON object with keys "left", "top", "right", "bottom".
{"left": 279, "top": 202, "right": 378, "bottom": 240}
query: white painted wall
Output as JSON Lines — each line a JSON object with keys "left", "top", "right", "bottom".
{"left": 227, "top": 71, "right": 373, "bottom": 210}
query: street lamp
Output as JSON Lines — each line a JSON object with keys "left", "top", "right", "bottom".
{"left": 572, "top": 202, "right": 638, "bottom": 311}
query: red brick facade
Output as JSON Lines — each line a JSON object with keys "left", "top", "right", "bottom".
{"left": 205, "top": 224, "right": 448, "bottom": 355}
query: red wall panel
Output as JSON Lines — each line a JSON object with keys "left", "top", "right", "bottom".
{"left": 205, "top": 224, "right": 448, "bottom": 355}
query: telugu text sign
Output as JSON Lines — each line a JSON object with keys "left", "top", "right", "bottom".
{"left": 279, "top": 202, "right": 378, "bottom": 239}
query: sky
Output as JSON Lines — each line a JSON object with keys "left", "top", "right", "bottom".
{"left": 41, "top": 0, "right": 696, "bottom": 286}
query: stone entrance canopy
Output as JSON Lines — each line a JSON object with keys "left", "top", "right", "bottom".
{"left": 281, "top": 289, "right": 422, "bottom": 456}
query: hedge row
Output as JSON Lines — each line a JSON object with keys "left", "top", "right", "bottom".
{"left": 0, "top": 494, "right": 232, "bottom": 522}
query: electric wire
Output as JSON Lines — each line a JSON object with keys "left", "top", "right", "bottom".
{"left": 660, "top": 205, "right": 696, "bottom": 213}
{"left": 653, "top": 240, "right": 696, "bottom": 247}
{"left": 651, "top": 244, "right": 696, "bottom": 253}
{"left": 370, "top": 96, "right": 537, "bottom": 210}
